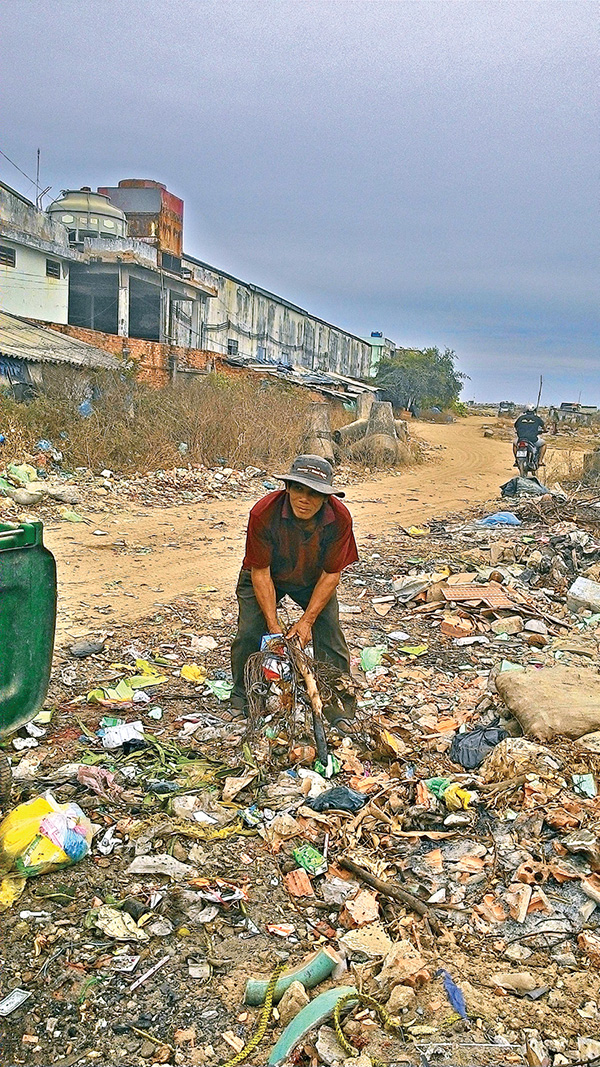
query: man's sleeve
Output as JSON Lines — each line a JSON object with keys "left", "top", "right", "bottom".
{"left": 322, "top": 514, "right": 359, "bottom": 573}
{"left": 243, "top": 509, "right": 273, "bottom": 569}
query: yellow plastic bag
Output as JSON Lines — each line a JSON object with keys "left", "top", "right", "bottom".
{"left": 443, "top": 784, "right": 473, "bottom": 811}
{"left": 0, "top": 792, "right": 93, "bottom": 879}
{"left": 0, "top": 874, "right": 26, "bottom": 911}
{"left": 181, "top": 663, "right": 207, "bottom": 684}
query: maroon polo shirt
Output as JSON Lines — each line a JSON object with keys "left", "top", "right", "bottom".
{"left": 242, "top": 489, "right": 359, "bottom": 590}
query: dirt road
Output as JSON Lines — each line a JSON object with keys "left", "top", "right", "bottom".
{"left": 46, "top": 417, "right": 516, "bottom": 641}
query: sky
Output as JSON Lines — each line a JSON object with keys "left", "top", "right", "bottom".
{"left": 0, "top": 0, "right": 597, "bottom": 404}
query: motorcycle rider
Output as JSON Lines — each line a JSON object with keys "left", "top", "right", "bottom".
{"left": 513, "top": 405, "right": 547, "bottom": 467}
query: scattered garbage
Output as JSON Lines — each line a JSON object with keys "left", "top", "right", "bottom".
{"left": 477, "top": 511, "right": 522, "bottom": 526}
{"left": 0, "top": 988, "right": 32, "bottom": 1016}
{"left": 70, "top": 636, "right": 106, "bottom": 658}
{"left": 567, "top": 575, "right": 600, "bottom": 613}
{"left": 1, "top": 470, "right": 600, "bottom": 1065}
{"left": 306, "top": 785, "right": 368, "bottom": 813}
{"left": 501, "top": 476, "right": 552, "bottom": 497}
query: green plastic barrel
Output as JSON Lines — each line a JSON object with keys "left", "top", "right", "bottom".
{"left": 0, "top": 521, "right": 57, "bottom": 738}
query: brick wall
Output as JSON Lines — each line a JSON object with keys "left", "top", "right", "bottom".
{"left": 32, "top": 320, "right": 217, "bottom": 387}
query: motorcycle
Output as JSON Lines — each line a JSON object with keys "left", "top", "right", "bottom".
{"left": 515, "top": 439, "right": 540, "bottom": 477}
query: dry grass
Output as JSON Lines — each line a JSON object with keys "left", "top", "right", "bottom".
{"left": 546, "top": 448, "right": 586, "bottom": 486}
{"left": 0, "top": 371, "right": 359, "bottom": 475}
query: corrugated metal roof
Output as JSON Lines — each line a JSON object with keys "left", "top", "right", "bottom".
{"left": 0, "top": 312, "right": 122, "bottom": 370}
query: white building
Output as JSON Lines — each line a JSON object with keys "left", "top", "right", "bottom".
{"left": 0, "top": 182, "right": 81, "bottom": 324}
{"left": 184, "top": 254, "right": 372, "bottom": 378}
{"left": 1, "top": 175, "right": 379, "bottom": 382}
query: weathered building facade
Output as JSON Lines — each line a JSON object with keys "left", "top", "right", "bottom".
{"left": 184, "top": 255, "right": 372, "bottom": 378}
{"left": 47, "top": 185, "right": 214, "bottom": 345}
{"left": 0, "top": 182, "right": 81, "bottom": 324}
{"left": 1, "top": 172, "right": 382, "bottom": 385}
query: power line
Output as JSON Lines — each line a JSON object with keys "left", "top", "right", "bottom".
{"left": 0, "top": 148, "right": 37, "bottom": 190}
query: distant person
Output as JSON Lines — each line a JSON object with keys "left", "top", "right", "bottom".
{"left": 513, "top": 405, "right": 547, "bottom": 466}
{"left": 230, "top": 455, "right": 358, "bottom": 727}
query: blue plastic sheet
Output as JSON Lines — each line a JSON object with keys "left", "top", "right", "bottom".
{"left": 476, "top": 512, "right": 521, "bottom": 527}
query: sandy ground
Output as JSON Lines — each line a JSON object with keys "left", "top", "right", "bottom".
{"left": 44, "top": 417, "right": 521, "bottom": 642}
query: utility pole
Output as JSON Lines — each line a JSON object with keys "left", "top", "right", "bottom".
{"left": 536, "top": 374, "right": 543, "bottom": 410}
{"left": 35, "top": 148, "right": 40, "bottom": 207}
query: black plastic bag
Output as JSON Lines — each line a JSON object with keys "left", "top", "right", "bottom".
{"left": 307, "top": 786, "right": 368, "bottom": 813}
{"left": 449, "top": 719, "right": 508, "bottom": 770}
{"left": 500, "top": 476, "right": 550, "bottom": 498}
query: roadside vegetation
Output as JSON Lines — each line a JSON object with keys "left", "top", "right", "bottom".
{"left": 0, "top": 372, "right": 358, "bottom": 475}
{"left": 375, "top": 345, "right": 467, "bottom": 413}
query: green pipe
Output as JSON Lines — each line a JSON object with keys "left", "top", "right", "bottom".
{"left": 244, "top": 946, "right": 339, "bottom": 1006}
{"left": 268, "top": 985, "right": 358, "bottom": 1066}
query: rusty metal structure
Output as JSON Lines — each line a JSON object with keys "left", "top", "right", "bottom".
{"left": 98, "top": 179, "right": 184, "bottom": 270}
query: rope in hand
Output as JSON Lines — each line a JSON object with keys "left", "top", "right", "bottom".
{"left": 219, "top": 963, "right": 284, "bottom": 1067}
{"left": 333, "top": 990, "right": 405, "bottom": 1066}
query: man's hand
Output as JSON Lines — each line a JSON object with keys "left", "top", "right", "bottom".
{"left": 287, "top": 617, "right": 313, "bottom": 648}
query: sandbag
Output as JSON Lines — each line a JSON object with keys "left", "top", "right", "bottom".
{"left": 495, "top": 665, "right": 600, "bottom": 741}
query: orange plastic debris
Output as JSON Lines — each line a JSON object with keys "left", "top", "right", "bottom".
{"left": 284, "top": 868, "right": 314, "bottom": 898}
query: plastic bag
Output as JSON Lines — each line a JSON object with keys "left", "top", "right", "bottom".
{"left": 0, "top": 792, "right": 93, "bottom": 878}
{"left": 360, "top": 645, "right": 387, "bottom": 671}
{"left": 307, "top": 786, "right": 368, "bottom": 813}
{"left": 500, "top": 476, "right": 550, "bottom": 498}
{"left": 476, "top": 512, "right": 521, "bottom": 527}
{"left": 449, "top": 719, "right": 508, "bottom": 770}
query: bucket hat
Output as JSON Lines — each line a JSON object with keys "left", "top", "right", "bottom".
{"left": 277, "top": 454, "right": 344, "bottom": 497}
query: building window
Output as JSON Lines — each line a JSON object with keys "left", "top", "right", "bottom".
{"left": 161, "top": 252, "right": 182, "bottom": 275}
{"left": 46, "top": 259, "right": 61, "bottom": 279}
{"left": 0, "top": 245, "right": 16, "bottom": 267}
{"left": 227, "top": 339, "right": 239, "bottom": 355}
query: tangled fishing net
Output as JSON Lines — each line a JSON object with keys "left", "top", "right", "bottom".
{"left": 243, "top": 635, "right": 358, "bottom": 763}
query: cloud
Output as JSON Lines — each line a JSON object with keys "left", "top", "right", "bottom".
{"left": 0, "top": 0, "right": 597, "bottom": 403}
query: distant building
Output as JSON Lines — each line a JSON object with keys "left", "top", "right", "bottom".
{"left": 184, "top": 254, "right": 372, "bottom": 378}
{"left": 1, "top": 173, "right": 382, "bottom": 384}
{"left": 0, "top": 181, "right": 81, "bottom": 323}
{"left": 47, "top": 182, "right": 214, "bottom": 345}
{"left": 365, "top": 332, "right": 396, "bottom": 377}
{"left": 89, "top": 178, "right": 371, "bottom": 377}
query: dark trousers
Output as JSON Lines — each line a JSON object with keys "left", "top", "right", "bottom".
{"left": 230, "top": 569, "right": 350, "bottom": 706}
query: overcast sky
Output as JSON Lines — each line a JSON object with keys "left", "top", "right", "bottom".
{"left": 1, "top": 0, "right": 597, "bottom": 404}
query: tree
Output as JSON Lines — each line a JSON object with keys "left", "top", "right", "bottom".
{"left": 374, "top": 346, "right": 468, "bottom": 412}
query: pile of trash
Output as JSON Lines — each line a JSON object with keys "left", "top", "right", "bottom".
{"left": 0, "top": 443, "right": 377, "bottom": 522}
{"left": 1, "top": 493, "right": 600, "bottom": 1066}
{"left": 0, "top": 451, "right": 274, "bottom": 519}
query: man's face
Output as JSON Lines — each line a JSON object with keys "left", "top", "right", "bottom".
{"left": 288, "top": 481, "right": 326, "bottom": 521}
